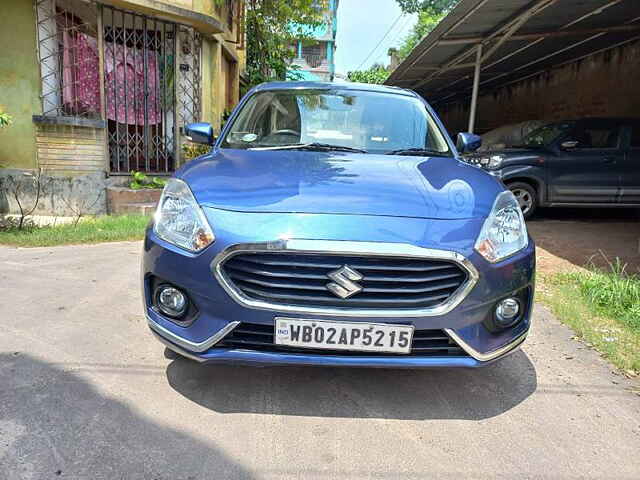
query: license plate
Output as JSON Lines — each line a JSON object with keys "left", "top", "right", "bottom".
{"left": 274, "top": 317, "right": 414, "bottom": 354}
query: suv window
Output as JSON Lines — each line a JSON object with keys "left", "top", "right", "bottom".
{"left": 630, "top": 123, "right": 640, "bottom": 148}
{"left": 571, "top": 124, "right": 619, "bottom": 149}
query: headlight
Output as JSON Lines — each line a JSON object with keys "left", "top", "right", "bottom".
{"left": 478, "top": 154, "right": 504, "bottom": 169}
{"left": 154, "top": 178, "right": 215, "bottom": 252}
{"left": 475, "top": 191, "right": 528, "bottom": 262}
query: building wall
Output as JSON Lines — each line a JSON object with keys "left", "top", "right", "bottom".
{"left": 0, "top": 0, "right": 41, "bottom": 170}
{"left": 36, "top": 124, "right": 106, "bottom": 175}
{"left": 1, "top": 0, "right": 244, "bottom": 217}
{"left": 1, "top": 0, "right": 244, "bottom": 173}
{"left": 438, "top": 40, "right": 640, "bottom": 135}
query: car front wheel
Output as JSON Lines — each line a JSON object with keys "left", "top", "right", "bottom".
{"left": 508, "top": 182, "right": 537, "bottom": 219}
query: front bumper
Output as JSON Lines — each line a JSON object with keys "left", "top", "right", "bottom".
{"left": 143, "top": 213, "right": 535, "bottom": 368}
{"left": 149, "top": 322, "right": 528, "bottom": 368}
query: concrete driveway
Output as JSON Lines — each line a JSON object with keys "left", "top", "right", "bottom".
{"left": 1, "top": 242, "right": 639, "bottom": 480}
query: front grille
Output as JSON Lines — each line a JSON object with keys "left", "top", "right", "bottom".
{"left": 220, "top": 253, "right": 468, "bottom": 311}
{"left": 217, "top": 323, "right": 468, "bottom": 357}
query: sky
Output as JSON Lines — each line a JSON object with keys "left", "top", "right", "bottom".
{"left": 334, "top": 0, "right": 417, "bottom": 77}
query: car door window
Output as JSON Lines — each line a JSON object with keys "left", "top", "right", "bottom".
{"left": 630, "top": 123, "right": 640, "bottom": 149}
{"left": 571, "top": 124, "right": 619, "bottom": 149}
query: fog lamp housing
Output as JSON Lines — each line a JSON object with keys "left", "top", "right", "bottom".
{"left": 495, "top": 297, "right": 520, "bottom": 327}
{"left": 155, "top": 285, "right": 188, "bottom": 318}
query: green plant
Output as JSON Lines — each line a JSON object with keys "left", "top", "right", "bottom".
{"left": 539, "top": 269, "right": 640, "bottom": 374}
{"left": 567, "top": 256, "right": 640, "bottom": 332}
{"left": 129, "top": 171, "right": 167, "bottom": 190}
{"left": 0, "top": 111, "right": 12, "bottom": 128}
{"left": 0, "top": 214, "right": 149, "bottom": 247}
{"left": 347, "top": 64, "right": 390, "bottom": 84}
{"left": 395, "top": 0, "right": 458, "bottom": 14}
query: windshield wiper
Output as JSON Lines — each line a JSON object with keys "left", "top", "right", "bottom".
{"left": 249, "top": 142, "right": 367, "bottom": 153}
{"left": 384, "top": 148, "right": 449, "bottom": 156}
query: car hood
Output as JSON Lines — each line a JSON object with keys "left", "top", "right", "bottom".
{"left": 178, "top": 149, "right": 503, "bottom": 220}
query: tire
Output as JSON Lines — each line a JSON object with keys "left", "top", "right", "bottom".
{"left": 507, "top": 182, "right": 537, "bottom": 220}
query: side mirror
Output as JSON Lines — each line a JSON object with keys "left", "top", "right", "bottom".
{"left": 560, "top": 140, "right": 579, "bottom": 150}
{"left": 185, "top": 122, "right": 214, "bottom": 145}
{"left": 456, "top": 132, "right": 482, "bottom": 154}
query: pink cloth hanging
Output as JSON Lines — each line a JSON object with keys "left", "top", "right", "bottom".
{"left": 62, "top": 32, "right": 100, "bottom": 115}
{"left": 105, "top": 42, "right": 160, "bottom": 125}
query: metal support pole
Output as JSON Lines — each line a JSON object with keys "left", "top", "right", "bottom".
{"left": 468, "top": 43, "right": 482, "bottom": 133}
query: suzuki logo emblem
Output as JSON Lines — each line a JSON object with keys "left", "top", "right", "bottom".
{"left": 326, "top": 265, "right": 363, "bottom": 299}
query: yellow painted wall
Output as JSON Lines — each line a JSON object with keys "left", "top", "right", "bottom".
{"left": 0, "top": 0, "right": 41, "bottom": 169}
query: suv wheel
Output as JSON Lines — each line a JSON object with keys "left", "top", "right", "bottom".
{"left": 508, "top": 182, "right": 537, "bottom": 219}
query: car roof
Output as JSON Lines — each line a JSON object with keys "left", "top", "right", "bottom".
{"left": 253, "top": 81, "right": 416, "bottom": 97}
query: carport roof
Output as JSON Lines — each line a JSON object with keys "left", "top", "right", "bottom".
{"left": 385, "top": 0, "right": 640, "bottom": 107}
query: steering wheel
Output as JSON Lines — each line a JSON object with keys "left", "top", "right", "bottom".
{"left": 271, "top": 129, "right": 300, "bottom": 136}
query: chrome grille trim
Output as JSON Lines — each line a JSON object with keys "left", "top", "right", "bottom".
{"left": 211, "top": 240, "right": 479, "bottom": 317}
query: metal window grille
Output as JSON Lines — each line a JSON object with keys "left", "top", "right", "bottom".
{"left": 35, "top": 1, "right": 202, "bottom": 174}
{"left": 103, "top": 6, "right": 193, "bottom": 174}
{"left": 35, "top": 0, "right": 101, "bottom": 119}
{"left": 177, "top": 26, "right": 202, "bottom": 127}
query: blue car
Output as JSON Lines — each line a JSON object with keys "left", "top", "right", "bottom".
{"left": 143, "top": 81, "right": 535, "bottom": 368}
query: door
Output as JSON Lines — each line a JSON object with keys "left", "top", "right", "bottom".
{"left": 546, "top": 120, "right": 623, "bottom": 204}
{"left": 619, "top": 121, "right": 640, "bottom": 204}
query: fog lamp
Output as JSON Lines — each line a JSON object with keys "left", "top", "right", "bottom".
{"left": 495, "top": 298, "right": 520, "bottom": 326}
{"left": 155, "top": 285, "right": 188, "bottom": 318}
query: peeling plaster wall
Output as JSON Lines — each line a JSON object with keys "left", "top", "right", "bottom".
{"left": 0, "top": 170, "right": 109, "bottom": 217}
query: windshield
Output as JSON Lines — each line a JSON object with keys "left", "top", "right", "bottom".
{"left": 522, "top": 122, "right": 575, "bottom": 148}
{"left": 220, "top": 89, "right": 451, "bottom": 155}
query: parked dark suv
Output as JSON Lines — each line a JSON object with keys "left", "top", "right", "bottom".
{"left": 464, "top": 118, "right": 640, "bottom": 218}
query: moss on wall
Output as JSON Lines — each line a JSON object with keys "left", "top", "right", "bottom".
{"left": 0, "top": 0, "right": 41, "bottom": 169}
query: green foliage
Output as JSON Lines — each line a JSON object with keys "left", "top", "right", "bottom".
{"left": 244, "top": 0, "right": 324, "bottom": 88}
{"left": 0, "top": 111, "right": 12, "bottom": 128}
{"left": 539, "top": 255, "right": 640, "bottom": 374}
{"left": 129, "top": 171, "right": 167, "bottom": 190}
{"left": 393, "top": 0, "right": 458, "bottom": 61}
{"left": 567, "top": 257, "right": 640, "bottom": 332}
{"left": 398, "top": 9, "right": 446, "bottom": 60}
{"left": 347, "top": 64, "right": 390, "bottom": 84}
{"left": 396, "top": 0, "right": 458, "bottom": 14}
{"left": 0, "top": 214, "right": 149, "bottom": 247}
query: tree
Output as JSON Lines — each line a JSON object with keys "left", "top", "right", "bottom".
{"left": 347, "top": 64, "right": 389, "bottom": 84}
{"left": 397, "top": 9, "right": 445, "bottom": 60}
{"left": 243, "top": 0, "right": 324, "bottom": 88}
{"left": 396, "top": 0, "right": 458, "bottom": 14}
{"left": 395, "top": 0, "right": 458, "bottom": 60}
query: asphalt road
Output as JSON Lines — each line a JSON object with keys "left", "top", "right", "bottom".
{"left": 1, "top": 242, "right": 639, "bottom": 480}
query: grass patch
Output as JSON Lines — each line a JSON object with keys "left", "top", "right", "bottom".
{"left": 538, "top": 260, "right": 640, "bottom": 374}
{"left": 0, "top": 214, "right": 149, "bottom": 247}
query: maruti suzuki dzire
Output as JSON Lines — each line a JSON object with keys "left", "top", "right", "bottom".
{"left": 142, "top": 81, "right": 535, "bottom": 368}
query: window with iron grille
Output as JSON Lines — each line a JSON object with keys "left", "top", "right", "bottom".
{"left": 35, "top": 0, "right": 101, "bottom": 119}
{"left": 34, "top": 0, "right": 204, "bottom": 174}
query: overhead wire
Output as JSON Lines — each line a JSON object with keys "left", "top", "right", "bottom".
{"left": 354, "top": 12, "right": 405, "bottom": 71}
